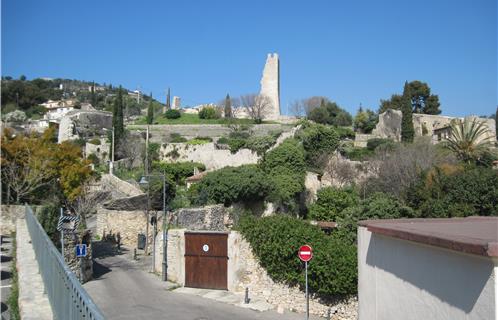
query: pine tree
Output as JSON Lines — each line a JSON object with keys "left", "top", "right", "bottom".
{"left": 112, "top": 86, "right": 125, "bottom": 152}
{"left": 224, "top": 94, "right": 232, "bottom": 118}
{"left": 401, "top": 81, "right": 414, "bottom": 143}
{"left": 166, "top": 88, "right": 171, "bottom": 111}
{"left": 146, "top": 93, "right": 154, "bottom": 124}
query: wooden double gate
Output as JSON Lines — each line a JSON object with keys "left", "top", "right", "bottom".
{"left": 184, "top": 232, "right": 228, "bottom": 290}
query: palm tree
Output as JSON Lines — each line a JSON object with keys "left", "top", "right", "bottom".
{"left": 444, "top": 118, "right": 492, "bottom": 163}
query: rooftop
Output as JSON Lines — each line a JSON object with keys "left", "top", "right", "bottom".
{"left": 358, "top": 217, "right": 498, "bottom": 257}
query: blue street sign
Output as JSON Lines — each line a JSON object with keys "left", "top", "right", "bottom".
{"left": 75, "top": 244, "right": 87, "bottom": 257}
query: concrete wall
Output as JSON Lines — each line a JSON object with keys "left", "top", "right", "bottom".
{"left": 160, "top": 143, "right": 260, "bottom": 170}
{"left": 358, "top": 226, "right": 497, "bottom": 320}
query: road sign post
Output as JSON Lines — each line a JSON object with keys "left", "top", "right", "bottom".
{"left": 298, "top": 245, "right": 313, "bottom": 320}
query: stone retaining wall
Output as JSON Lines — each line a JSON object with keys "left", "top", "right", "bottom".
{"left": 155, "top": 230, "right": 358, "bottom": 319}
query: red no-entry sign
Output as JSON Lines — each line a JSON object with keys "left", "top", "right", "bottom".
{"left": 298, "top": 245, "right": 313, "bottom": 262}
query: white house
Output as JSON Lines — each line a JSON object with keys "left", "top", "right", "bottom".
{"left": 41, "top": 99, "right": 76, "bottom": 121}
{"left": 358, "top": 217, "right": 498, "bottom": 320}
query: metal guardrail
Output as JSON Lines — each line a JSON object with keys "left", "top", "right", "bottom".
{"left": 25, "top": 206, "right": 105, "bottom": 320}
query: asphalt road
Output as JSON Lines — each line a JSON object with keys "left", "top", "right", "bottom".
{"left": 84, "top": 249, "right": 316, "bottom": 320}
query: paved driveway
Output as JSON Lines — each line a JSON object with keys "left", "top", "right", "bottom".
{"left": 84, "top": 244, "right": 317, "bottom": 320}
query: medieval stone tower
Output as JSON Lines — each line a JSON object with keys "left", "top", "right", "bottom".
{"left": 259, "top": 53, "right": 281, "bottom": 120}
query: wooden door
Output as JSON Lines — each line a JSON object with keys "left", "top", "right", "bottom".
{"left": 184, "top": 232, "right": 228, "bottom": 290}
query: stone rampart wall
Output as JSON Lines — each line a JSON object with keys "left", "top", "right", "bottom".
{"left": 128, "top": 124, "right": 293, "bottom": 143}
{"left": 160, "top": 143, "right": 259, "bottom": 170}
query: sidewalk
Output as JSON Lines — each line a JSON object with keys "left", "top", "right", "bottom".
{"left": 16, "top": 219, "right": 53, "bottom": 320}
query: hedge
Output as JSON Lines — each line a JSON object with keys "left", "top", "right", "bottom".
{"left": 308, "top": 187, "right": 358, "bottom": 221}
{"left": 153, "top": 161, "right": 206, "bottom": 184}
{"left": 238, "top": 215, "right": 357, "bottom": 297}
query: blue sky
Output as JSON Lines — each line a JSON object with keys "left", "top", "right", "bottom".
{"left": 2, "top": 0, "right": 497, "bottom": 117}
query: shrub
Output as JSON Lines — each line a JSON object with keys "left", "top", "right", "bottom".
{"left": 245, "top": 135, "right": 277, "bottom": 155}
{"left": 262, "top": 138, "right": 306, "bottom": 174}
{"left": 154, "top": 161, "right": 205, "bottom": 184}
{"left": 217, "top": 137, "right": 229, "bottom": 144}
{"left": 267, "top": 170, "right": 305, "bottom": 212}
{"left": 165, "top": 109, "right": 181, "bottom": 119}
{"left": 308, "top": 187, "right": 359, "bottom": 221}
{"left": 407, "top": 166, "right": 498, "bottom": 217}
{"left": 170, "top": 133, "right": 187, "bottom": 143}
{"left": 335, "top": 127, "right": 355, "bottom": 139}
{"left": 341, "top": 146, "right": 373, "bottom": 161}
{"left": 238, "top": 215, "right": 357, "bottom": 297}
{"left": 228, "top": 138, "right": 246, "bottom": 153}
{"left": 366, "top": 138, "right": 394, "bottom": 151}
{"left": 88, "top": 138, "right": 101, "bottom": 145}
{"left": 3, "top": 110, "right": 27, "bottom": 123}
{"left": 186, "top": 137, "right": 212, "bottom": 145}
{"left": 87, "top": 153, "right": 100, "bottom": 165}
{"left": 335, "top": 193, "right": 417, "bottom": 244}
{"left": 199, "top": 106, "right": 220, "bottom": 119}
{"left": 194, "top": 165, "right": 270, "bottom": 206}
{"left": 297, "top": 124, "right": 339, "bottom": 168}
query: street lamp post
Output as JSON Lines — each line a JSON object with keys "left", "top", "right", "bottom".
{"left": 110, "top": 127, "right": 115, "bottom": 175}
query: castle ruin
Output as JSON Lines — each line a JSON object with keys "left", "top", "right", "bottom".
{"left": 259, "top": 53, "right": 281, "bottom": 120}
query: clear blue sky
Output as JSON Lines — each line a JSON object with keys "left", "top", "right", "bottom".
{"left": 2, "top": 0, "right": 497, "bottom": 117}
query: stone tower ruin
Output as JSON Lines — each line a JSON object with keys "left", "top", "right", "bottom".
{"left": 259, "top": 53, "right": 281, "bottom": 120}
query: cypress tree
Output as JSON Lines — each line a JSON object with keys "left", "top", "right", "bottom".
{"left": 112, "top": 86, "right": 125, "bottom": 152}
{"left": 166, "top": 88, "right": 171, "bottom": 111}
{"left": 495, "top": 106, "right": 498, "bottom": 140}
{"left": 401, "top": 81, "right": 415, "bottom": 143}
{"left": 224, "top": 94, "right": 232, "bottom": 118}
{"left": 146, "top": 93, "right": 154, "bottom": 124}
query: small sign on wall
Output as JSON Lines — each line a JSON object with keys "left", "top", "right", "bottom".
{"left": 202, "top": 244, "right": 209, "bottom": 252}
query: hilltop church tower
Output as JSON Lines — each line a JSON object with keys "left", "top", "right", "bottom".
{"left": 259, "top": 53, "right": 281, "bottom": 120}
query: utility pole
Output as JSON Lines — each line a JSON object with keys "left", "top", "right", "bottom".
{"left": 144, "top": 125, "right": 150, "bottom": 255}
{"left": 110, "top": 127, "right": 115, "bottom": 175}
{"left": 162, "top": 172, "right": 167, "bottom": 281}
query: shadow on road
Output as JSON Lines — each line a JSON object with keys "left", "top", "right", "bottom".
{"left": 1, "top": 270, "right": 11, "bottom": 281}
{"left": 1, "top": 255, "right": 12, "bottom": 263}
{"left": 92, "top": 260, "right": 112, "bottom": 279}
{"left": 1, "top": 302, "right": 7, "bottom": 313}
{"left": 92, "top": 240, "right": 128, "bottom": 259}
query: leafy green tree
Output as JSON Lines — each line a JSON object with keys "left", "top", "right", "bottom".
{"left": 307, "top": 101, "right": 352, "bottom": 126}
{"left": 354, "top": 108, "right": 378, "bottom": 133}
{"left": 444, "top": 118, "right": 493, "bottom": 163}
{"left": 401, "top": 82, "right": 414, "bottom": 143}
{"left": 379, "top": 81, "right": 441, "bottom": 115}
{"left": 224, "top": 94, "right": 232, "bottom": 118}
{"left": 308, "top": 187, "right": 359, "bottom": 221}
{"left": 146, "top": 93, "right": 154, "bottom": 124}
{"left": 379, "top": 94, "right": 403, "bottom": 114}
{"left": 153, "top": 161, "right": 205, "bottom": 184}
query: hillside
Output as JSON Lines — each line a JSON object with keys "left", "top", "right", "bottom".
{"left": 1, "top": 76, "right": 164, "bottom": 120}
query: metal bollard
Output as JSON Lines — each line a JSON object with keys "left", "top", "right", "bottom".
{"left": 133, "top": 248, "right": 137, "bottom": 260}
{"left": 244, "top": 287, "right": 250, "bottom": 304}
{"left": 326, "top": 307, "right": 331, "bottom": 320}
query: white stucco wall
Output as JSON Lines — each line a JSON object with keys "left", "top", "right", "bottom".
{"left": 358, "top": 226, "right": 497, "bottom": 320}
